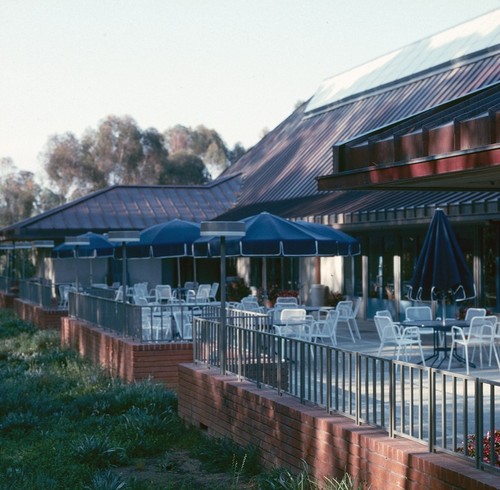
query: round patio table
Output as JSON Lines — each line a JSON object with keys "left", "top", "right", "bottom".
{"left": 402, "top": 319, "right": 470, "bottom": 368}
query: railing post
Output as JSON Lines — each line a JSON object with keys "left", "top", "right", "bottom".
{"left": 475, "top": 377, "right": 481, "bottom": 469}
{"left": 389, "top": 360, "right": 395, "bottom": 438}
{"left": 355, "top": 352, "right": 361, "bottom": 425}
{"left": 428, "top": 368, "right": 435, "bottom": 453}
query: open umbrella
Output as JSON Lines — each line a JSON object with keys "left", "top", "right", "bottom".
{"left": 52, "top": 232, "right": 115, "bottom": 287}
{"left": 194, "top": 212, "right": 360, "bottom": 299}
{"left": 194, "top": 212, "right": 360, "bottom": 257}
{"left": 52, "top": 232, "right": 115, "bottom": 258}
{"left": 408, "top": 208, "right": 475, "bottom": 322}
{"left": 125, "top": 219, "right": 201, "bottom": 288}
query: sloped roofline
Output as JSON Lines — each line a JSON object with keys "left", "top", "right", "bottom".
{"left": 0, "top": 173, "right": 243, "bottom": 238}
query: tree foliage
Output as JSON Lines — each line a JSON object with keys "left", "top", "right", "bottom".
{"left": 0, "top": 158, "right": 40, "bottom": 227}
{"left": 160, "top": 151, "right": 209, "bottom": 185}
{"left": 42, "top": 116, "right": 243, "bottom": 201}
{"left": 0, "top": 115, "right": 247, "bottom": 224}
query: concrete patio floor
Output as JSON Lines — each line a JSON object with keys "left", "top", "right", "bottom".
{"left": 336, "top": 319, "right": 500, "bottom": 383}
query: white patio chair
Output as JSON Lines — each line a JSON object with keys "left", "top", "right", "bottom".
{"left": 141, "top": 306, "right": 171, "bottom": 341}
{"left": 489, "top": 318, "right": 500, "bottom": 367}
{"left": 464, "top": 308, "right": 486, "bottom": 322}
{"left": 348, "top": 297, "right": 362, "bottom": 339}
{"left": 311, "top": 309, "right": 339, "bottom": 345}
{"left": 336, "top": 300, "right": 356, "bottom": 342}
{"left": 173, "top": 310, "right": 193, "bottom": 340}
{"left": 448, "top": 315, "right": 500, "bottom": 375}
{"left": 186, "top": 284, "right": 211, "bottom": 304}
{"left": 374, "top": 314, "right": 425, "bottom": 365}
{"left": 275, "top": 296, "right": 299, "bottom": 307}
{"left": 241, "top": 295, "right": 265, "bottom": 313}
{"left": 405, "top": 305, "right": 434, "bottom": 336}
{"left": 58, "top": 284, "right": 70, "bottom": 308}
{"left": 155, "top": 285, "right": 173, "bottom": 304}
{"left": 209, "top": 282, "right": 219, "bottom": 302}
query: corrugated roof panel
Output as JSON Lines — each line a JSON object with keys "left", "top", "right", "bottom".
{"left": 1, "top": 176, "right": 243, "bottom": 239}
{"left": 224, "top": 55, "right": 500, "bottom": 206}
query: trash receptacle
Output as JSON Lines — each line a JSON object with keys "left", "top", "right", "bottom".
{"left": 310, "top": 284, "right": 327, "bottom": 307}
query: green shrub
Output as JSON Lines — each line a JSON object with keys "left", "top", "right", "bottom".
{"left": 72, "top": 434, "right": 127, "bottom": 468}
{"left": 84, "top": 469, "right": 129, "bottom": 490}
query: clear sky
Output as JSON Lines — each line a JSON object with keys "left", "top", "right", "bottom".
{"left": 1, "top": 0, "right": 499, "bottom": 177}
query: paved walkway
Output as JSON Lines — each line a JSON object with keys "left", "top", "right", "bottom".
{"left": 337, "top": 319, "right": 500, "bottom": 383}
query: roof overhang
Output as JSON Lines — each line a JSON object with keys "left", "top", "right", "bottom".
{"left": 317, "top": 145, "right": 500, "bottom": 191}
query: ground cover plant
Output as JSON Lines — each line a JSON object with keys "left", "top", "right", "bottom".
{"left": 0, "top": 310, "right": 365, "bottom": 489}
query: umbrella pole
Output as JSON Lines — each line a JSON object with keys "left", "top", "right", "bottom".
{"left": 262, "top": 258, "right": 268, "bottom": 303}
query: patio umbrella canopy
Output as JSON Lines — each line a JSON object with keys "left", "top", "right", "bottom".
{"left": 408, "top": 209, "right": 475, "bottom": 318}
{"left": 193, "top": 212, "right": 360, "bottom": 258}
{"left": 52, "top": 232, "right": 115, "bottom": 258}
{"left": 194, "top": 212, "right": 360, "bottom": 299}
{"left": 296, "top": 220, "right": 361, "bottom": 255}
{"left": 125, "top": 219, "right": 200, "bottom": 259}
{"left": 124, "top": 219, "right": 201, "bottom": 287}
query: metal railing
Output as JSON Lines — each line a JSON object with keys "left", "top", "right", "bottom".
{"left": 18, "top": 279, "right": 58, "bottom": 308}
{"left": 193, "top": 308, "right": 500, "bottom": 474}
{"left": 68, "top": 292, "right": 221, "bottom": 343}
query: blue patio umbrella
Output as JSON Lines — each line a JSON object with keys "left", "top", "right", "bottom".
{"left": 193, "top": 212, "right": 360, "bottom": 299}
{"left": 125, "top": 219, "right": 201, "bottom": 287}
{"left": 52, "top": 232, "right": 115, "bottom": 286}
{"left": 194, "top": 212, "right": 360, "bottom": 257}
{"left": 296, "top": 220, "right": 361, "bottom": 256}
{"left": 408, "top": 208, "right": 475, "bottom": 320}
{"left": 52, "top": 232, "right": 115, "bottom": 258}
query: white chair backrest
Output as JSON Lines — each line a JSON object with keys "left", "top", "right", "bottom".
{"left": 173, "top": 310, "right": 193, "bottom": 339}
{"left": 464, "top": 308, "right": 486, "bottom": 322}
{"left": 196, "top": 284, "right": 211, "bottom": 301}
{"left": 280, "top": 308, "right": 306, "bottom": 323}
{"left": 405, "top": 306, "right": 432, "bottom": 322}
{"left": 114, "top": 286, "right": 123, "bottom": 302}
{"left": 374, "top": 315, "right": 398, "bottom": 341}
{"left": 241, "top": 296, "right": 261, "bottom": 312}
{"left": 209, "top": 282, "right": 219, "bottom": 299}
{"left": 184, "top": 281, "right": 198, "bottom": 290}
{"left": 468, "top": 315, "right": 490, "bottom": 340}
{"left": 134, "top": 283, "right": 148, "bottom": 297}
{"left": 155, "top": 285, "right": 172, "bottom": 302}
{"left": 351, "top": 297, "right": 361, "bottom": 316}
{"left": 336, "top": 300, "right": 353, "bottom": 317}
{"left": 325, "top": 309, "right": 340, "bottom": 328}
{"left": 376, "top": 309, "right": 393, "bottom": 320}
{"left": 276, "top": 296, "right": 298, "bottom": 306}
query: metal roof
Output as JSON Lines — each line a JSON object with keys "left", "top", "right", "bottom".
{"left": 216, "top": 190, "right": 500, "bottom": 231}
{"left": 0, "top": 175, "right": 242, "bottom": 240}
{"left": 223, "top": 53, "right": 500, "bottom": 207}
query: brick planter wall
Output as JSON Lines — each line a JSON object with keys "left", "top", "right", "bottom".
{"left": 178, "top": 363, "right": 500, "bottom": 490}
{"left": 61, "top": 317, "right": 193, "bottom": 390}
{"left": 0, "top": 291, "right": 16, "bottom": 309}
{"left": 13, "top": 299, "right": 66, "bottom": 330}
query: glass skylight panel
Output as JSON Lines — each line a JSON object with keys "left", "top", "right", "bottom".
{"left": 305, "top": 9, "right": 500, "bottom": 114}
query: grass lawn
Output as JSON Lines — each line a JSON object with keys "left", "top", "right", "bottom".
{"left": 0, "top": 309, "right": 363, "bottom": 490}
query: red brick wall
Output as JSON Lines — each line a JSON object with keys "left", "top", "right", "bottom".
{"left": 0, "top": 291, "right": 16, "bottom": 309}
{"left": 13, "top": 299, "right": 66, "bottom": 330}
{"left": 178, "top": 363, "right": 500, "bottom": 490}
{"left": 61, "top": 317, "right": 193, "bottom": 390}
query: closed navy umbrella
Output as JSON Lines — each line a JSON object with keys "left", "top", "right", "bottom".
{"left": 408, "top": 209, "right": 475, "bottom": 321}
